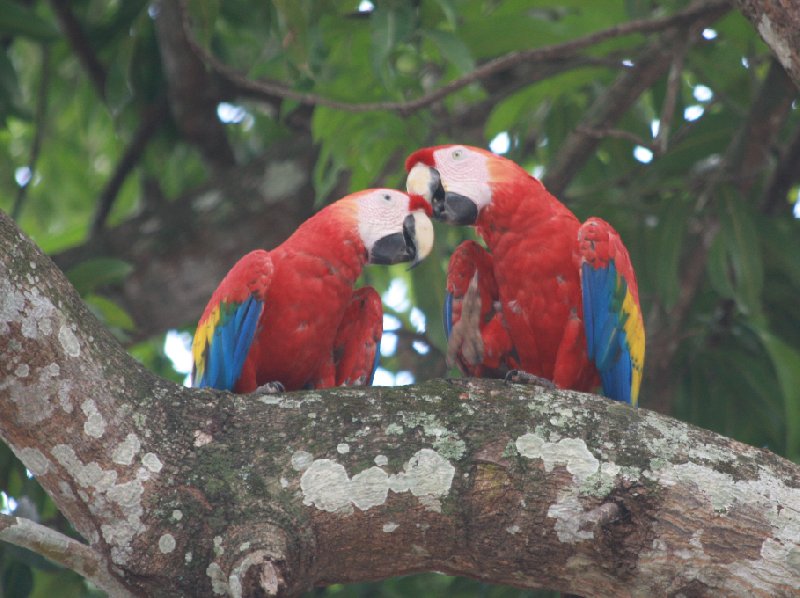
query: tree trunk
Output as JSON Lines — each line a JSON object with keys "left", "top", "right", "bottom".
{"left": 734, "top": 0, "right": 800, "bottom": 90}
{"left": 1, "top": 210, "right": 799, "bottom": 597}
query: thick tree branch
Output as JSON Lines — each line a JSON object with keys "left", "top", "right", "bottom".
{"left": 0, "top": 514, "right": 133, "bottom": 597}
{"left": 734, "top": 0, "right": 800, "bottom": 90}
{"left": 2, "top": 208, "right": 800, "bottom": 598}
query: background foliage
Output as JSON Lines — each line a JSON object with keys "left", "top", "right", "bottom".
{"left": 1, "top": 0, "right": 799, "bottom": 596}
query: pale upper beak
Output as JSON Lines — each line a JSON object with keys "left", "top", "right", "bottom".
{"left": 406, "top": 163, "right": 478, "bottom": 225}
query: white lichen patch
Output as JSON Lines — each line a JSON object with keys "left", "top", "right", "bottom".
{"left": 14, "top": 363, "right": 29, "bottom": 378}
{"left": 142, "top": 452, "right": 163, "bottom": 473}
{"left": 159, "top": 533, "right": 176, "bottom": 553}
{"left": 300, "top": 459, "right": 353, "bottom": 514}
{"left": 15, "top": 447, "right": 51, "bottom": 477}
{"left": 374, "top": 454, "right": 388, "bottom": 467}
{"left": 206, "top": 561, "right": 228, "bottom": 595}
{"left": 213, "top": 535, "right": 225, "bottom": 556}
{"left": 388, "top": 449, "right": 455, "bottom": 498}
{"left": 515, "top": 433, "right": 599, "bottom": 482}
{"left": 506, "top": 524, "right": 521, "bottom": 534}
{"left": 172, "top": 509, "right": 183, "bottom": 522}
{"left": 385, "top": 422, "right": 404, "bottom": 435}
{"left": 336, "top": 443, "right": 350, "bottom": 454}
{"left": 383, "top": 523, "right": 399, "bottom": 533}
{"left": 350, "top": 466, "right": 389, "bottom": 510}
{"left": 548, "top": 494, "right": 595, "bottom": 542}
{"left": 112, "top": 434, "right": 141, "bottom": 466}
{"left": 193, "top": 430, "right": 213, "bottom": 447}
{"left": 58, "top": 324, "right": 80, "bottom": 357}
{"left": 396, "top": 412, "right": 466, "bottom": 460}
{"left": 81, "top": 399, "right": 106, "bottom": 438}
{"left": 299, "top": 449, "right": 456, "bottom": 514}
{"left": 291, "top": 451, "right": 314, "bottom": 472}
{"left": 51, "top": 444, "right": 149, "bottom": 564}
{"left": 6, "top": 361, "right": 65, "bottom": 425}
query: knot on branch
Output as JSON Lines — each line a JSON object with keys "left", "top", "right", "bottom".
{"left": 209, "top": 523, "right": 311, "bottom": 598}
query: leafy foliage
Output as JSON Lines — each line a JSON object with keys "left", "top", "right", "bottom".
{"left": 1, "top": 0, "right": 799, "bottom": 596}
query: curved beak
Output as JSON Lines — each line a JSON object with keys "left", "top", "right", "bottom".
{"left": 370, "top": 211, "right": 434, "bottom": 267}
{"left": 406, "top": 163, "right": 478, "bottom": 225}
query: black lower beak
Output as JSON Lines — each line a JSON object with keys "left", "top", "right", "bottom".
{"left": 370, "top": 214, "right": 417, "bottom": 265}
{"left": 434, "top": 191, "right": 478, "bottom": 225}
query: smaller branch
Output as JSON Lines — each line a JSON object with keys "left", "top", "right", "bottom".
{"left": 49, "top": 0, "right": 106, "bottom": 98}
{"left": 655, "top": 45, "right": 688, "bottom": 154}
{"left": 0, "top": 514, "right": 134, "bottom": 598}
{"left": 11, "top": 46, "right": 50, "bottom": 221}
{"left": 188, "top": 0, "right": 728, "bottom": 116}
{"left": 575, "top": 126, "right": 652, "bottom": 149}
{"left": 90, "top": 95, "right": 170, "bottom": 237}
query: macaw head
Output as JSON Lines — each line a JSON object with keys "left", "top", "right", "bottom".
{"left": 353, "top": 189, "right": 434, "bottom": 267}
{"left": 405, "top": 144, "right": 525, "bottom": 225}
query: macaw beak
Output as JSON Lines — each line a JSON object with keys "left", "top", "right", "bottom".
{"left": 370, "top": 211, "right": 434, "bottom": 267}
{"left": 406, "top": 163, "right": 478, "bottom": 225}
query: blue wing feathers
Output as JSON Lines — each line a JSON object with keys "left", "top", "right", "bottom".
{"left": 581, "top": 261, "right": 633, "bottom": 404}
{"left": 443, "top": 292, "right": 454, "bottom": 339}
{"left": 198, "top": 296, "right": 262, "bottom": 390}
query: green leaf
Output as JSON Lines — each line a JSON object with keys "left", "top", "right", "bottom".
{"left": 0, "top": 1, "right": 59, "bottom": 41}
{"left": 3, "top": 561, "right": 33, "bottom": 598}
{"left": 718, "top": 187, "right": 764, "bottom": 319}
{"left": 65, "top": 258, "right": 133, "bottom": 296}
{"left": 423, "top": 29, "right": 475, "bottom": 75}
{"left": 757, "top": 331, "right": 800, "bottom": 461}
{"left": 84, "top": 294, "right": 135, "bottom": 333}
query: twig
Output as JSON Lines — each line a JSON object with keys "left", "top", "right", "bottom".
{"left": 575, "top": 126, "right": 653, "bottom": 149}
{"left": 0, "top": 514, "right": 134, "bottom": 597}
{"left": 49, "top": 0, "right": 106, "bottom": 98}
{"left": 90, "top": 95, "right": 170, "bottom": 237}
{"left": 184, "top": 0, "right": 729, "bottom": 116}
{"left": 11, "top": 46, "right": 50, "bottom": 221}
{"left": 655, "top": 44, "right": 688, "bottom": 154}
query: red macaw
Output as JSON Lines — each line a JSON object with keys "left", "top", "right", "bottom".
{"left": 406, "top": 145, "right": 644, "bottom": 405}
{"left": 191, "top": 189, "right": 434, "bottom": 393}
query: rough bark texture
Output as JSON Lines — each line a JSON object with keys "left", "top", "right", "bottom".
{"left": 734, "top": 0, "right": 800, "bottom": 90}
{"left": 2, "top": 210, "right": 800, "bottom": 597}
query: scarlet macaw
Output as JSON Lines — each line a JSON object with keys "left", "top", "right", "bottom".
{"left": 191, "top": 189, "right": 434, "bottom": 393}
{"left": 406, "top": 145, "right": 644, "bottom": 405}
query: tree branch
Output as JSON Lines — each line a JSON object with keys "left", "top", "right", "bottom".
{"left": 0, "top": 514, "right": 133, "bottom": 597}
{"left": 90, "top": 95, "right": 170, "bottom": 237}
{"left": 153, "top": 0, "right": 235, "bottom": 170}
{"left": 49, "top": 0, "right": 107, "bottom": 99}
{"left": 733, "top": 0, "right": 800, "bottom": 90}
{"left": 543, "top": 0, "right": 729, "bottom": 195}
{"left": 11, "top": 45, "right": 50, "bottom": 221}
{"left": 187, "top": 0, "right": 729, "bottom": 117}
{"left": 2, "top": 205, "right": 800, "bottom": 597}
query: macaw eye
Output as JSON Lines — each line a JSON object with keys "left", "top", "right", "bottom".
{"left": 452, "top": 149, "right": 464, "bottom": 160}
{"left": 383, "top": 194, "right": 391, "bottom": 201}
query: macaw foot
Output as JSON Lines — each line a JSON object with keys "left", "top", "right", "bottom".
{"left": 504, "top": 369, "right": 557, "bottom": 390}
{"left": 447, "top": 272, "right": 484, "bottom": 367}
{"left": 255, "top": 381, "right": 285, "bottom": 394}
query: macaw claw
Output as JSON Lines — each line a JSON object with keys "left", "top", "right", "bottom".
{"left": 504, "top": 369, "right": 556, "bottom": 390}
{"left": 255, "top": 381, "right": 286, "bottom": 394}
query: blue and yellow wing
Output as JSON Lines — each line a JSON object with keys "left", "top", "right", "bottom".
{"left": 578, "top": 218, "right": 645, "bottom": 406}
{"left": 191, "top": 251, "right": 272, "bottom": 391}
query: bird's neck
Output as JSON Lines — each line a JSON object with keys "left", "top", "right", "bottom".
{"left": 477, "top": 177, "right": 578, "bottom": 249}
{"left": 281, "top": 207, "right": 367, "bottom": 284}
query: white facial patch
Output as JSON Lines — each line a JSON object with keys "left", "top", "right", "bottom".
{"left": 357, "top": 189, "right": 413, "bottom": 253}
{"left": 433, "top": 146, "right": 493, "bottom": 210}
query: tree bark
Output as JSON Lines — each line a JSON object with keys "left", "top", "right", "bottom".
{"left": 2, "top": 213, "right": 799, "bottom": 597}
{"left": 734, "top": 0, "right": 800, "bottom": 90}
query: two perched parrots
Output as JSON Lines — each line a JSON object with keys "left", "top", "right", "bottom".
{"left": 191, "top": 189, "right": 433, "bottom": 393}
{"left": 406, "top": 144, "right": 644, "bottom": 405}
